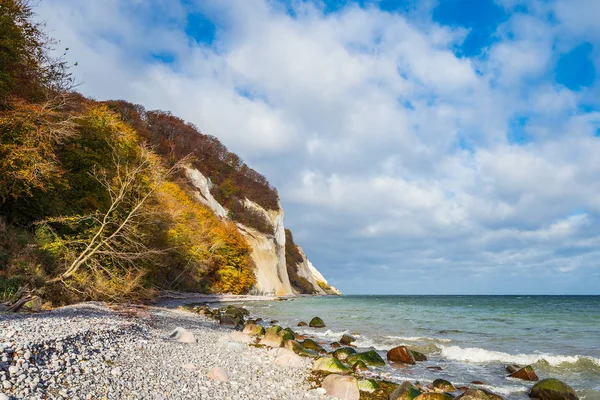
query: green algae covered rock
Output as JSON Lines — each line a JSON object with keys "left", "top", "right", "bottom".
{"left": 433, "top": 379, "right": 456, "bottom": 392}
{"left": 529, "top": 378, "right": 579, "bottom": 400}
{"left": 456, "top": 389, "right": 504, "bottom": 400}
{"left": 347, "top": 350, "right": 386, "bottom": 367}
{"left": 285, "top": 340, "right": 319, "bottom": 357}
{"left": 302, "top": 338, "right": 326, "bottom": 353}
{"left": 358, "top": 379, "right": 380, "bottom": 393}
{"left": 411, "top": 350, "right": 428, "bottom": 361}
{"left": 390, "top": 381, "right": 423, "bottom": 400}
{"left": 352, "top": 360, "right": 368, "bottom": 372}
{"left": 265, "top": 325, "right": 282, "bottom": 335}
{"left": 312, "top": 357, "right": 352, "bottom": 374}
{"left": 332, "top": 347, "right": 357, "bottom": 361}
{"left": 309, "top": 316, "right": 326, "bottom": 328}
{"left": 242, "top": 323, "right": 265, "bottom": 336}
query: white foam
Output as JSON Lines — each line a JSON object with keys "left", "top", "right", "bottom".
{"left": 440, "top": 345, "right": 600, "bottom": 367}
{"left": 299, "top": 328, "right": 350, "bottom": 339}
{"left": 385, "top": 335, "right": 452, "bottom": 343}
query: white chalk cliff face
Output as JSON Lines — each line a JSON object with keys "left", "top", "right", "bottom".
{"left": 184, "top": 167, "right": 338, "bottom": 296}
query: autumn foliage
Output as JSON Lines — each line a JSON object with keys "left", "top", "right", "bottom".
{"left": 0, "top": 1, "right": 258, "bottom": 302}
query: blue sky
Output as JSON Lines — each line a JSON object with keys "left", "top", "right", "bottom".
{"left": 37, "top": 0, "right": 600, "bottom": 294}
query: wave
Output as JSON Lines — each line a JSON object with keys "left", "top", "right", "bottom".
{"left": 440, "top": 345, "right": 600, "bottom": 368}
{"left": 298, "top": 328, "right": 351, "bottom": 339}
{"left": 385, "top": 335, "right": 452, "bottom": 343}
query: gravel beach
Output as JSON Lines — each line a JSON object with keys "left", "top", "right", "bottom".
{"left": 0, "top": 301, "right": 332, "bottom": 400}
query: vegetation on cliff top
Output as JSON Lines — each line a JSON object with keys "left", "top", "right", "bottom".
{"left": 0, "top": 0, "right": 262, "bottom": 304}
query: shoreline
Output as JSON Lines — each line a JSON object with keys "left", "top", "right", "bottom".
{"left": 0, "top": 301, "right": 328, "bottom": 400}
{"left": 0, "top": 297, "right": 588, "bottom": 400}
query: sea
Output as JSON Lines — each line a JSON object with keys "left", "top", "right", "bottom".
{"left": 226, "top": 295, "right": 600, "bottom": 399}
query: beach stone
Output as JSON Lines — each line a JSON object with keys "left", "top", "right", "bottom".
{"left": 242, "top": 323, "right": 265, "bottom": 336}
{"left": 415, "top": 393, "right": 454, "bottom": 400}
{"left": 347, "top": 350, "right": 386, "bottom": 367}
{"left": 309, "top": 317, "right": 326, "bottom": 328}
{"left": 298, "top": 321, "right": 307, "bottom": 326}
{"left": 259, "top": 332, "right": 284, "bottom": 348}
{"left": 0, "top": 393, "right": 8, "bottom": 400}
{"left": 269, "top": 347, "right": 295, "bottom": 358}
{"left": 279, "top": 328, "right": 295, "bottom": 342}
{"left": 387, "top": 346, "right": 416, "bottom": 364}
{"left": 207, "top": 367, "right": 229, "bottom": 382}
{"left": 331, "top": 342, "right": 341, "bottom": 348}
{"left": 265, "top": 325, "right": 283, "bottom": 335}
{"left": 321, "top": 374, "right": 360, "bottom": 400}
{"left": 433, "top": 378, "right": 456, "bottom": 392}
{"left": 509, "top": 365, "right": 539, "bottom": 381}
{"left": 275, "top": 353, "right": 305, "bottom": 368}
{"left": 285, "top": 340, "right": 318, "bottom": 357}
{"left": 340, "top": 334, "right": 356, "bottom": 345}
{"left": 229, "top": 331, "right": 253, "bottom": 344}
{"left": 411, "top": 350, "right": 428, "bottom": 361}
{"left": 389, "top": 381, "right": 422, "bottom": 400}
{"left": 217, "top": 336, "right": 245, "bottom": 352}
{"left": 180, "top": 363, "right": 197, "bottom": 371}
{"left": 332, "top": 347, "right": 357, "bottom": 361}
{"left": 302, "top": 338, "right": 326, "bottom": 353}
{"left": 169, "top": 327, "right": 196, "bottom": 344}
{"left": 352, "top": 360, "right": 368, "bottom": 372}
{"left": 456, "top": 389, "right": 504, "bottom": 400}
{"left": 312, "top": 357, "right": 352, "bottom": 373}
{"left": 529, "top": 378, "right": 579, "bottom": 400}
{"left": 358, "top": 379, "right": 379, "bottom": 393}
{"left": 219, "top": 314, "right": 243, "bottom": 328}
{"left": 506, "top": 364, "right": 520, "bottom": 374}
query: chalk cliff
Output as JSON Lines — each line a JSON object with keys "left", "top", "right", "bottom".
{"left": 184, "top": 167, "right": 338, "bottom": 296}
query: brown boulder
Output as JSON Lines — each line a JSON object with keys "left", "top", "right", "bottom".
{"left": 387, "top": 346, "right": 416, "bottom": 364}
{"left": 509, "top": 365, "right": 539, "bottom": 381}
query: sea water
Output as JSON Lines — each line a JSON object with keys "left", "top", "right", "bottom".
{"left": 232, "top": 295, "right": 600, "bottom": 399}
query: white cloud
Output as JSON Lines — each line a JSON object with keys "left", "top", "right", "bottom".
{"left": 34, "top": 0, "right": 600, "bottom": 293}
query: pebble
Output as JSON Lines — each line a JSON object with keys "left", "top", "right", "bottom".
{"left": 0, "top": 302, "right": 331, "bottom": 399}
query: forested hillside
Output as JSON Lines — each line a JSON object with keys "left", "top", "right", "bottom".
{"left": 0, "top": 0, "right": 338, "bottom": 307}
{"left": 0, "top": 0, "right": 263, "bottom": 304}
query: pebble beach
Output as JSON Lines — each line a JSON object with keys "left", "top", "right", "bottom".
{"left": 0, "top": 300, "right": 331, "bottom": 400}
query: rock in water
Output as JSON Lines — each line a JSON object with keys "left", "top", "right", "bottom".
{"left": 509, "top": 365, "right": 539, "bottom": 381}
{"left": 506, "top": 364, "right": 520, "bottom": 374}
{"left": 358, "top": 379, "right": 379, "bottom": 393}
{"left": 433, "top": 378, "right": 456, "bottom": 392}
{"left": 169, "top": 327, "right": 196, "bottom": 344}
{"left": 333, "top": 347, "right": 357, "bottom": 361}
{"left": 390, "top": 381, "right": 422, "bottom": 400}
{"left": 321, "top": 374, "right": 360, "bottom": 400}
{"left": 340, "top": 334, "right": 356, "bottom": 345}
{"left": 347, "top": 350, "right": 386, "bottom": 367}
{"left": 411, "top": 350, "right": 428, "bottom": 361}
{"left": 387, "top": 346, "right": 416, "bottom": 364}
{"left": 207, "top": 367, "right": 229, "bottom": 382}
{"left": 529, "top": 379, "right": 579, "bottom": 400}
{"left": 312, "top": 357, "right": 352, "bottom": 373}
{"left": 309, "top": 317, "right": 326, "bottom": 328}
{"left": 298, "top": 321, "right": 307, "bottom": 326}
{"left": 456, "top": 389, "right": 505, "bottom": 400}
{"left": 352, "top": 360, "right": 368, "bottom": 372}
{"left": 242, "top": 323, "right": 265, "bottom": 336}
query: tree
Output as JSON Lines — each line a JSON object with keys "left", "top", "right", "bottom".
{"left": 40, "top": 145, "right": 186, "bottom": 300}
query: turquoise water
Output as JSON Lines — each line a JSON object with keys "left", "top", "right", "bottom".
{"left": 231, "top": 295, "right": 600, "bottom": 399}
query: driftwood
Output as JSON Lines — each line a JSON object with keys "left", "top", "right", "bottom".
{"left": 0, "top": 286, "right": 40, "bottom": 312}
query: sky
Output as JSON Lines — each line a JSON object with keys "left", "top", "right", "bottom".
{"left": 35, "top": 0, "right": 600, "bottom": 295}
